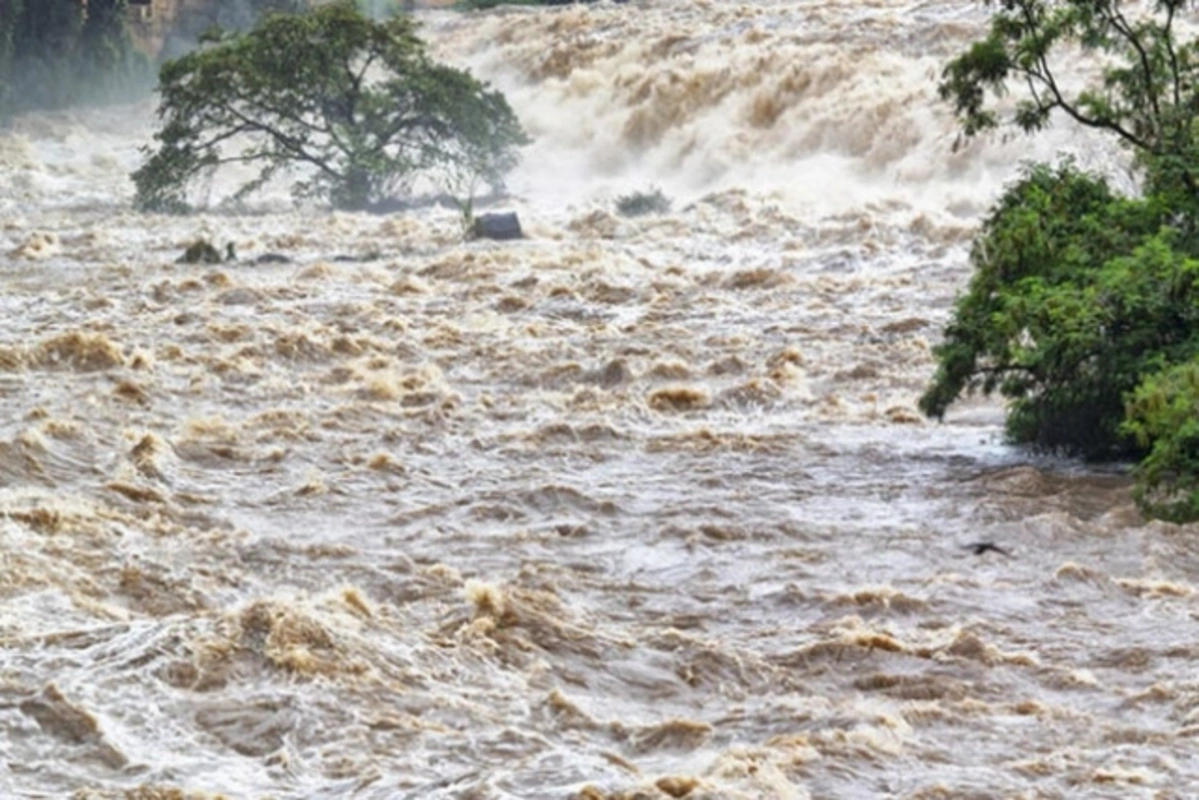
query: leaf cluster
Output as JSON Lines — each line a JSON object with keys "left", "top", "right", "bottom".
{"left": 921, "top": 162, "right": 1199, "bottom": 458}
{"left": 1124, "top": 361, "right": 1199, "bottom": 521}
{"left": 942, "top": 2, "right": 1198, "bottom": 149}
{"left": 928, "top": 1, "right": 1199, "bottom": 520}
{"left": 132, "top": 2, "right": 529, "bottom": 212}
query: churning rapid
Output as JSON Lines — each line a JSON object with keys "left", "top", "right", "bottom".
{"left": 2, "top": 1, "right": 1196, "bottom": 797}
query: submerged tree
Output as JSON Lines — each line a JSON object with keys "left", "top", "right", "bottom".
{"left": 923, "top": 0, "right": 1199, "bottom": 519}
{"left": 132, "top": 2, "right": 529, "bottom": 212}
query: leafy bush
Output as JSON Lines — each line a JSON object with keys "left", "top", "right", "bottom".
{"left": 615, "top": 187, "right": 672, "bottom": 217}
{"left": 918, "top": 162, "right": 1191, "bottom": 458}
{"left": 1124, "top": 361, "right": 1199, "bottom": 522}
{"left": 132, "top": 2, "right": 529, "bottom": 212}
{"left": 926, "top": 0, "right": 1199, "bottom": 520}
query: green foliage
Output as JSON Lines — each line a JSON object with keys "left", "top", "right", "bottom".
{"left": 940, "top": 0, "right": 1199, "bottom": 200}
{"left": 615, "top": 187, "right": 672, "bottom": 217}
{"left": 1123, "top": 361, "right": 1199, "bottom": 522}
{"left": 928, "top": 1, "right": 1199, "bottom": 520}
{"left": 919, "top": 162, "right": 1199, "bottom": 458}
{"left": 132, "top": 2, "right": 529, "bottom": 213}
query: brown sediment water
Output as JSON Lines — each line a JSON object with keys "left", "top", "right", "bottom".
{"left": 3, "top": 1, "right": 1197, "bottom": 797}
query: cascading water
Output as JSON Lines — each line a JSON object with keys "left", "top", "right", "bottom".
{"left": 1, "top": 2, "right": 1195, "bottom": 798}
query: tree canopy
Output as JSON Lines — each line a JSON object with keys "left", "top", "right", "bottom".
{"left": 923, "top": 0, "right": 1199, "bottom": 520}
{"left": 132, "top": 2, "right": 529, "bottom": 212}
{"left": 941, "top": 0, "right": 1199, "bottom": 200}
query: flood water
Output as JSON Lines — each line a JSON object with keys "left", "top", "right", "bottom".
{"left": 3, "top": 2, "right": 1198, "bottom": 798}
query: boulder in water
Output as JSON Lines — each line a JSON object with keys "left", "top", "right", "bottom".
{"left": 177, "top": 239, "right": 236, "bottom": 264}
{"left": 255, "top": 253, "right": 292, "bottom": 264}
{"left": 472, "top": 212, "right": 522, "bottom": 241}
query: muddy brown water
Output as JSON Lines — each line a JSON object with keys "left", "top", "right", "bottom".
{"left": 2, "top": 2, "right": 1198, "bottom": 798}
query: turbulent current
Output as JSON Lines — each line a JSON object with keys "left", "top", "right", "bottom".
{"left": 2, "top": 1, "right": 1198, "bottom": 798}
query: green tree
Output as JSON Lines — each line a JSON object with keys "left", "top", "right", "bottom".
{"left": 921, "top": 164, "right": 1199, "bottom": 455}
{"left": 132, "top": 2, "right": 528, "bottom": 213}
{"left": 939, "top": 0, "right": 1199, "bottom": 204}
{"left": 1124, "top": 361, "right": 1199, "bottom": 521}
{"left": 924, "top": 0, "right": 1199, "bottom": 519}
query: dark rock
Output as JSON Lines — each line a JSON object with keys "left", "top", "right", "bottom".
{"left": 177, "top": 240, "right": 237, "bottom": 264}
{"left": 177, "top": 240, "right": 223, "bottom": 264}
{"left": 215, "top": 288, "right": 262, "bottom": 306}
{"left": 333, "top": 251, "right": 383, "bottom": 262}
{"left": 963, "top": 542, "right": 1013, "bottom": 557}
{"left": 255, "top": 253, "right": 292, "bottom": 264}
{"left": 472, "top": 212, "right": 523, "bottom": 241}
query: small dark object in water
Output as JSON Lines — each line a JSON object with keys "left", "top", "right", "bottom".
{"left": 964, "top": 542, "right": 1013, "bottom": 557}
{"left": 177, "top": 240, "right": 237, "bottom": 264}
{"left": 615, "top": 187, "right": 672, "bottom": 217}
{"left": 332, "top": 250, "right": 383, "bottom": 262}
{"left": 177, "top": 239, "right": 222, "bottom": 264}
{"left": 255, "top": 253, "right": 291, "bottom": 264}
{"left": 472, "top": 211, "right": 522, "bottom": 241}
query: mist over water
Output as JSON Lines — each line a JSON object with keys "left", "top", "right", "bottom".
{"left": 2, "top": 2, "right": 1197, "bottom": 798}
{"left": 428, "top": 0, "right": 1126, "bottom": 216}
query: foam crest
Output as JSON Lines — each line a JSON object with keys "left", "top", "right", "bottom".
{"left": 435, "top": 0, "right": 1124, "bottom": 218}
